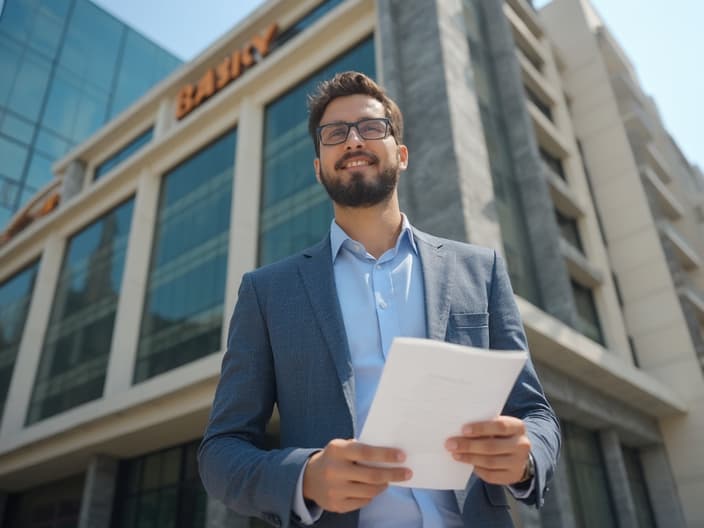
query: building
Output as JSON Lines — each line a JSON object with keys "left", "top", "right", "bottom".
{"left": 0, "top": 0, "right": 702, "bottom": 526}
{"left": 0, "top": 0, "right": 181, "bottom": 229}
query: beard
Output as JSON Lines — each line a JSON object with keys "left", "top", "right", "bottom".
{"left": 319, "top": 153, "right": 399, "bottom": 207}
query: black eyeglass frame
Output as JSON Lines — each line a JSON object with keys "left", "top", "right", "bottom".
{"left": 316, "top": 117, "right": 393, "bottom": 147}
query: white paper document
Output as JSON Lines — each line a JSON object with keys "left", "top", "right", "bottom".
{"left": 359, "top": 337, "right": 527, "bottom": 490}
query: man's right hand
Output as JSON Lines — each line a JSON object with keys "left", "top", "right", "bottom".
{"left": 302, "top": 439, "right": 412, "bottom": 513}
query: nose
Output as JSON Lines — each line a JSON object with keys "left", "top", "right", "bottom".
{"left": 345, "top": 125, "right": 365, "bottom": 149}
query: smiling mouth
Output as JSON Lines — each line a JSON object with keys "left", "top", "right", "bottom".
{"left": 336, "top": 154, "right": 378, "bottom": 170}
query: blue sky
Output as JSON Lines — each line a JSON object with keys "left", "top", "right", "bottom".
{"left": 93, "top": 0, "right": 701, "bottom": 169}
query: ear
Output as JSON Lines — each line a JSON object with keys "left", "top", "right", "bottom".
{"left": 397, "top": 144, "right": 409, "bottom": 171}
{"left": 313, "top": 158, "right": 322, "bottom": 183}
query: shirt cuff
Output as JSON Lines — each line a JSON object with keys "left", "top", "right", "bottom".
{"left": 507, "top": 454, "right": 536, "bottom": 499}
{"left": 292, "top": 456, "right": 323, "bottom": 525}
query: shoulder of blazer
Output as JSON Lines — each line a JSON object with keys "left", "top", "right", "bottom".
{"left": 411, "top": 227, "right": 496, "bottom": 262}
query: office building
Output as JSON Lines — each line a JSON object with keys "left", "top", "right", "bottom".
{"left": 0, "top": 0, "right": 181, "bottom": 228}
{"left": 0, "top": 0, "right": 702, "bottom": 526}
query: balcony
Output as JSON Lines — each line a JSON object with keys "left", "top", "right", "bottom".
{"left": 517, "top": 48, "right": 558, "bottom": 107}
{"left": 504, "top": 2, "right": 544, "bottom": 71}
{"left": 560, "top": 237, "right": 604, "bottom": 288}
{"left": 528, "top": 101, "right": 570, "bottom": 158}
{"left": 610, "top": 72, "right": 644, "bottom": 107}
{"left": 505, "top": 0, "right": 543, "bottom": 39}
{"left": 680, "top": 287, "right": 704, "bottom": 323}
{"left": 543, "top": 162, "right": 585, "bottom": 218}
{"left": 659, "top": 222, "right": 702, "bottom": 271}
{"left": 644, "top": 142, "right": 672, "bottom": 183}
{"left": 597, "top": 26, "right": 635, "bottom": 78}
{"left": 640, "top": 165, "right": 684, "bottom": 220}
{"left": 618, "top": 98, "right": 655, "bottom": 144}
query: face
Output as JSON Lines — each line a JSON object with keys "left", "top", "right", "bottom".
{"left": 314, "top": 94, "right": 408, "bottom": 208}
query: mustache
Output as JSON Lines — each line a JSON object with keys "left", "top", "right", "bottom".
{"left": 334, "top": 151, "right": 379, "bottom": 170}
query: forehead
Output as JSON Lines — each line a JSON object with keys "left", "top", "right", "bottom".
{"left": 320, "top": 94, "right": 385, "bottom": 123}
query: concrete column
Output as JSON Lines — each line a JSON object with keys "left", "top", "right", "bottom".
{"left": 376, "top": 0, "right": 503, "bottom": 251}
{"left": 479, "top": 0, "right": 578, "bottom": 326}
{"left": 78, "top": 455, "right": 119, "bottom": 528}
{"left": 103, "top": 169, "right": 160, "bottom": 396}
{"left": 539, "top": 455, "right": 578, "bottom": 528}
{"left": 205, "top": 496, "right": 251, "bottom": 528}
{"left": 0, "top": 234, "right": 65, "bottom": 435}
{"left": 60, "top": 159, "right": 87, "bottom": 203}
{"left": 154, "top": 97, "right": 176, "bottom": 139}
{"left": 599, "top": 429, "right": 638, "bottom": 528}
{"left": 640, "top": 444, "right": 687, "bottom": 528}
{"left": 224, "top": 97, "right": 263, "bottom": 345}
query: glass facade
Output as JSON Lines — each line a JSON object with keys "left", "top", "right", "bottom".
{"left": 0, "top": 260, "right": 40, "bottom": 421}
{"left": 0, "top": 0, "right": 180, "bottom": 228}
{"left": 259, "top": 37, "right": 375, "bottom": 265}
{"left": 3, "top": 474, "right": 84, "bottom": 528}
{"left": 112, "top": 441, "right": 206, "bottom": 528}
{"left": 27, "top": 198, "right": 134, "bottom": 424}
{"left": 134, "top": 129, "right": 236, "bottom": 383}
{"left": 463, "top": 0, "right": 542, "bottom": 307}
{"left": 623, "top": 446, "right": 657, "bottom": 528}
{"left": 563, "top": 421, "right": 618, "bottom": 528}
{"left": 94, "top": 127, "right": 154, "bottom": 180}
{"left": 555, "top": 209, "right": 583, "bottom": 252}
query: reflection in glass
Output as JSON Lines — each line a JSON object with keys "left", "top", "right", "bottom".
{"left": 259, "top": 37, "right": 375, "bottom": 266}
{"left": 95, "top": 128, "right": 153, "bottom": 180}
{"left": 571, "top": 280, "right": 604, "bottom": 345}
{"left": 0, "top": 260, "right": 40, "bottom": 421}
{"left": 135, "top": 129, "right": 236, "bottom": 382}
{"left": 113, "top": 441, "right": 207, "bottom": 528}
{"left": 27, "top": 198, "right": 134, "bottom": 424}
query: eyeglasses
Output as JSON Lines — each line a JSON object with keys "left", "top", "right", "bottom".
{"left": 317, "top": 117, "right": 392, "bottom": 146}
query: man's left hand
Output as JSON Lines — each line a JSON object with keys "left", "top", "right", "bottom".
{"left": 445, "top": 416, "right": 531, "bottom": 485}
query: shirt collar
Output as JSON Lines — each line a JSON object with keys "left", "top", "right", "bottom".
{"left": 330, "top": 213, "right": 418, "bottom": 262}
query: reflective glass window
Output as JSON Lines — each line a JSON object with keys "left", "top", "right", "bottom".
{"left": 1, "top": 112, "right": 35, "bottom": 145}
{"left": 94, "top": 128, "right": 153, "bottom": 180}
{"left": 110, "top": 30, "right": 181, "bottom": 119}
{"left": 0, "top": 0, "right": 36, "bottom": 45}
{"left": 34, "top": 127, "right": 73, "bottom": 159}
{"left": 259, "top": 37, "right": 375, "bottom": 265}
{"left": 571, "top": 281, "right": 604, "bottom": 345}
{"left": 42, "top": 69, "right": 109, "bottom": 143}
{"left": 59, "top": 0, "right": 123, "bottom": 92}
{"left": 563, "top": 421, "right": 618, "bottom": 528}
{"left": 27, "top": 198, "right": 134, "bottom": 424}
{"left": 0, "top": 35, "right": 23, "bottom": 107}
{"left": 112, "top": 441, "right": 207, "bottom": 528}
{"left": 622, "top": 447, "right": 657, "bottom": 528}
{"left": 26, "top": 2, "right": 69, "bottom": 60}
{"left": 275, "top": 0, "right": 345, "bottom": 46}
{"left": 0, "top": 260, "right": 40, "bottom": 421}
{"left": 135, "top": 129, "right": 236, "bottom": 383}
{"left": 555, "top": 209, "right": 583, "bottom": 252}
{"left": 0, "top": 176, "right": 21, "bottom": 211}
{"left": 0, "top": 136, "right": 29, "bottom": 184}
{"left": 25, "top": 150, "right": 54, "bottom": 190}
{"left": 7, "top": 49, "right": 52, "bottom": 122}
{"left": 3, "top": 474, "right": 84, "bottom": 528}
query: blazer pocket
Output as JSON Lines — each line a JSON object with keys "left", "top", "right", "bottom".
{"left": 449, "top": 312, "right": 489, "bottom": 328}
{"left": 446, "top": 312, "right": 489, "bottom": 348}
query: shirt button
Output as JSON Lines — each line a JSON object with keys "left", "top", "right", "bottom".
{"left": 376, "top": 264, "right": 382, "bottom": 270}
{"left": 379, "top": 300, "right": 388, "bottom": 309}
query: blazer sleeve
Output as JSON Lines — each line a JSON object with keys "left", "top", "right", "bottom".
{"left": 488, "top": 251, "right": 561, "bottom": 508}
{"left": 198, "top": 272, "right": 317, "bottom": 528}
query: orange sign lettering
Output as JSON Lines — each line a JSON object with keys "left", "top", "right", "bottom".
{"left": 175, "top": 23, "right": 278, "bottom": 120}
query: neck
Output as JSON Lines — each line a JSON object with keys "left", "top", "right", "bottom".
{"left": 333, "top": 193, "right": 403, "bottom": 259}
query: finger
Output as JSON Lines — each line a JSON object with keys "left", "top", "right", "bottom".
{"left": 451, "top": 452, "right": 521, "bottom": 471}
{"left": 461, "top": 417, "right": 525, "bottom": 438}
{"left": 342, "top": 441, "right": 406, "bottom": 464}
{"left": 345, "top": 464, "right": 412, "bottom": 485}
{"left": 445, "top": 435, "right": 530, "bottom": 455}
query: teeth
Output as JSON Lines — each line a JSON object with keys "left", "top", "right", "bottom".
{"left": 345, "top": 159, "right": 370, "bottom": 168}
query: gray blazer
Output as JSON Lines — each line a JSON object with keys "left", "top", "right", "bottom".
{"left": 199, "top": 229, "right": 560, "bottom": 528}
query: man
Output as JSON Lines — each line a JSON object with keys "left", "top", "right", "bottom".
{"left": 199, "top": 71, "right": 560, "bottom": 527}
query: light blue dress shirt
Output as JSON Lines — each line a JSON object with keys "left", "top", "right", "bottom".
{"left": 294, "top": 215, "right": 463, "bottom": 527}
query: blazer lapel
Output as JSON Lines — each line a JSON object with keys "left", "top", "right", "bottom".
{"left": 298, "top": 237, "right": 357, "bottom": 434}
{"left": 414, "top": 229, "right": 453, "bottom": 342}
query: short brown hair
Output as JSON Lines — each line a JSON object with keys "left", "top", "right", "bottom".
{"left": 307, "top": 71, "right": 403, "bottom": 156}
